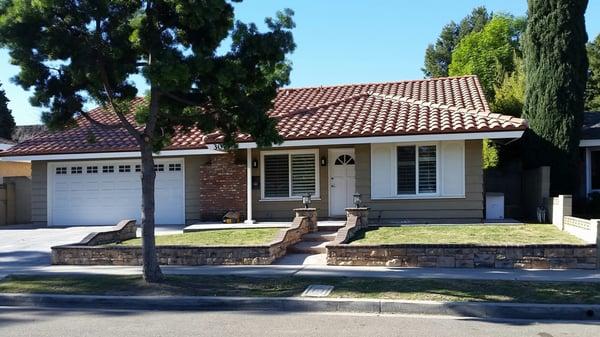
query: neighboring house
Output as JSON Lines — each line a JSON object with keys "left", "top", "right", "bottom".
{"left": 0, "top": 76, "right": 526, "bottom": 226}
{"left": 0, "top": 137, "right": 30, "bottom": 184}
{"left": 580, "top": 112, "right": 600, "bottom": 197}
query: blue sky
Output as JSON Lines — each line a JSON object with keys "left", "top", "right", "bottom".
{"left": 2, "top": 0, "right": 599, "bottom": 125}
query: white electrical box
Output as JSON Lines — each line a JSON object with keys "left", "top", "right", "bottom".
{"left": 486, "top": 193, "right": 504, "bottom": 220}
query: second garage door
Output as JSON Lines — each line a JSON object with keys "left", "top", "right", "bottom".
{"left": 49, "top": 159, "right": 184, "bottom": 226}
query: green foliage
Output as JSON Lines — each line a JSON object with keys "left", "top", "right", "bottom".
{"left": 482, "top": 138, "right": 500, "bottom": 169}
{"left": 586, "top": 34, "right": 600, "bottom": 111}
{"left": 0, "top": 82, "right": 15, "bottom": 140}
{"left": 491, "top": 55, "right": 526, "bottom": 116}
{"left": 449, "top": 15, "right": 526, "bottom": 100}
{"left": 0, "top": 0, "right": 296, "bottom": 149}
{"left": 422, "top": 7, "right": 491, "bottom": 78}
{"left": 523, "top": 0, "right": 589, "bottom": 194}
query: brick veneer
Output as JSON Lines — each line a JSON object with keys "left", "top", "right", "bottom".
{"left": 327, "top": 244, "right": 599, "bottom": 269}
{"left": 198, "top": 153, "right": 246, "bottom": 221}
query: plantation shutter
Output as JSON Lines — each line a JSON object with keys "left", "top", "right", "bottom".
{"left": 418, "top": 145, "right": 437, "bottom": 193}
{"left": 291, "top": 153, "right": 316, "bottom": 196}
{"left": 264, "top": 154, "right": 290, "bottom": 197}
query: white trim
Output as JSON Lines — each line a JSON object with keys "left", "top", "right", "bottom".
{"left": 328, "top": 148, "right": 356, "bottom": 217}
{"left": 236, "top": 131, "right": 524, "bottom": 149}
{"left": 1, "top": 148, "right": 225, "bottom": 161}
{"left": 46, "top": 158, "right": 186, "bottom": 226}
{"left": 393, "top": 142, "right": 440, "bottom": 197}
{"left": 371, "top": 195, "right": 465, "bottom": 200}
{"left": 244, "top": 148, "right": 254, "bottom": 224}
{"left": 260, "top": 148, "right": 320, "bottom": 200}
{"left": 2, "top": 131, "right": 524, "bottom": 161}
{"left": 581, "top": 139, "right": 600, "bottom": 147}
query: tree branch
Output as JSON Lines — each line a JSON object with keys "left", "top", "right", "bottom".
{"left": 79, "top": 111, "right": 123, "bottom": 130}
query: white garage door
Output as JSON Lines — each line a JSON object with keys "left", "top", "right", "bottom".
{"left": 49, "top": 159, "right": 184, "bottom": 226}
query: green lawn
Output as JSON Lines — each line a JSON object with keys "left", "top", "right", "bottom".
{"left": 118, "top": 228, "right": 281, "bottom": 246}
{"left": 350, "top": 224, "right": 585, "bottom": 245}
{"left": 1, "top": 274, "right": 600, "bottom": 304}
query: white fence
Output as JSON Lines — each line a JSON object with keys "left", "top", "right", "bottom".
{"left": 552, "top": 195, "right": 600, "bottom": 244}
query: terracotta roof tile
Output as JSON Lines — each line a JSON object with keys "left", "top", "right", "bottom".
{"left": 2, "top": 75, "right": 527, "bottom": 156}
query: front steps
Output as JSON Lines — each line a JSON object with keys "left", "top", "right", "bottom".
{"left": 288, "top": 230, "right": 339, "bottom": 254}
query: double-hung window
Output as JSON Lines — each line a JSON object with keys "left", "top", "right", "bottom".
{"left": 262, "top": 150, "right": 318, "bottom": 199}
{"left": 396, "top": 144, "right": 437, "bottom": 195}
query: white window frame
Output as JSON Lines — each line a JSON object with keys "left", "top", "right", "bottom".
{"left": 586, "top": 147, "right": 600, "bottom": 195}
{"left": 394, "top": 142, "right": 440, "bottom": 197}
{"left": 260, "top": 149, "right": 320, "bottom": 200}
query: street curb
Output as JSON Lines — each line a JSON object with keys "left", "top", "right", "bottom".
{"left": 1, "top": 293, "right": 599, "bottom": 321}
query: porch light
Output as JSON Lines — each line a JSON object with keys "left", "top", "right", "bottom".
{"left": 302, "top": 193, "right": 312, "bottom": 208}
{"left": 320, "top": 156, "right": 327, "bottom": 166}
{"left": 353, "top": 193, "right": 361, "bottom": 208}
{"left": 252, "top": 159, "right": 258, "bottom": 168}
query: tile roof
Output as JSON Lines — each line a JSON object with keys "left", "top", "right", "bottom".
{"left": 1, "top": 75, "right": 526, "bottom": 156}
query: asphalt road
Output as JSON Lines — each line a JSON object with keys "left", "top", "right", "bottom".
{"left": 0, "top": 307, "right": 599, "bottom": 337}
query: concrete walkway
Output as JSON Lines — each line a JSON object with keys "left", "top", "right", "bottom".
{"left": 4, "top": 263, "right": 600, "bottom": 283}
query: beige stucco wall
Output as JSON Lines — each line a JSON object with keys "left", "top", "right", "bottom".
{"left": 0, "top": 161, "right": 31, "bottom": 183}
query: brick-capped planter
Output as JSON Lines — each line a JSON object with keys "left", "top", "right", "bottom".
{"left": 326, "top": 243, "right": 599, "bottom": 269}
{"left": 52, "top": 215, "right": 314, "bottom": 266}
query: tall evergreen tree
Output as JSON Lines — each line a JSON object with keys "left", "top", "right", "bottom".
{"left": 422, "top": 7, "right": 490, "bottom": 78}
{"left": 523, "top": 0, "right": 588, "bottom": 194}
{"left": 0, "top": 82, "right": 15, "bottom": 140}
{"left": 586, "top": 33, "right": 600, "bottom": 111}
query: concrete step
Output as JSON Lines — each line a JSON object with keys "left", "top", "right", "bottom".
{"left": 317, "top": 224, "right": 345, "bottom": 232}
{"left": 302, "top": 231, "right": 338, "bottom": 242}
{"left": 288, "top": 241, "right": 329, "bottom": 254}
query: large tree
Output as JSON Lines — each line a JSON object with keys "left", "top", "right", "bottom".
{"left": 586, "top": 33, "right": 600, "bottom": 111}
{"left": 449, "top": 15, "right": 526, "bottom": 100}
{"left": 422, "top": 7, "right": 491, "bottom": 78}
{"left": 523, "top": 0, "right": 588, "bottom": 194}
{"left": 0, "top": 0, "right": 295, "bottom": 282}
{"left": 0, "top": 82, "right": 15, "bottom": 140}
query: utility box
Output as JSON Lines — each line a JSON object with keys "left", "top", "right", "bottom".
{"left": 486, "top": 193, "right": 505, "bottom": 220}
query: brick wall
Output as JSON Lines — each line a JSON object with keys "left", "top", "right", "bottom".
{"left": 198, "top": 153, "right": 246, "bottom": 221}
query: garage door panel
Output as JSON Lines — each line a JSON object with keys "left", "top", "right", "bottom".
{"left": 50, "top": 159, "right": 184, "bottom": 226}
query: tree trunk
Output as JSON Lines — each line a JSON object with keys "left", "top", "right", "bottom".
{"left": 140, "top": 141, "right": 163, "bottom": 282}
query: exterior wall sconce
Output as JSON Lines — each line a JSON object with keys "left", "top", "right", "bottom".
{"left": 320, "top": 156, "right": 327, "bottom": 166}
{"left": 302, "top": 193, "right": 312, "bottom": 208}
{"left": 252, "top": 159, "right": 258, "bottom": 168}
{"left": 353, "top": 193, "right": 362, "bottom": 208}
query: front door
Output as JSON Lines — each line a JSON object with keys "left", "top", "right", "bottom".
{"left": 329, "top": 149, "right": 356, "bottom": 216}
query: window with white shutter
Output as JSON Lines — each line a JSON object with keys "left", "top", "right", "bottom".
{"left": 396, "top": 144, "right": 437, "bottom": 195}
{"left": 262, "top": 150, "right": 319, "bottom": 199}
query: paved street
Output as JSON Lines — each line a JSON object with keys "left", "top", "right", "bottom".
{"left": 0, "top": 307, "right": 598, "bottom": 337}
{"left": 0, "top": 224, "right": 182, "bottom": 278}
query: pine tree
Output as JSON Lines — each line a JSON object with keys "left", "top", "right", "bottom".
{"left": 0, "top": 82, "right": 16, "bottom": 140}
{"left": 523, "top": 0, "right": 589, "bottom": 194}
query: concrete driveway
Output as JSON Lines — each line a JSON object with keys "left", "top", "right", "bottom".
{"left": 0, "top": 224, "right": 183, "bottom": 278}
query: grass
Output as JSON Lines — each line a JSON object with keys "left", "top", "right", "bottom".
{"left": 1, "top": 274, "right": 600, "bottom": 304}
{"left": 350, "top": 224, "right": 585, "bottom": 245}
{"left": 118, "top": 228, "right": 281, "bottom": 246}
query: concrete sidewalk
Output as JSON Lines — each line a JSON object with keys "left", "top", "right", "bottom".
{"left": 3, "top": 263, "right": 600, "bottom": 283}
